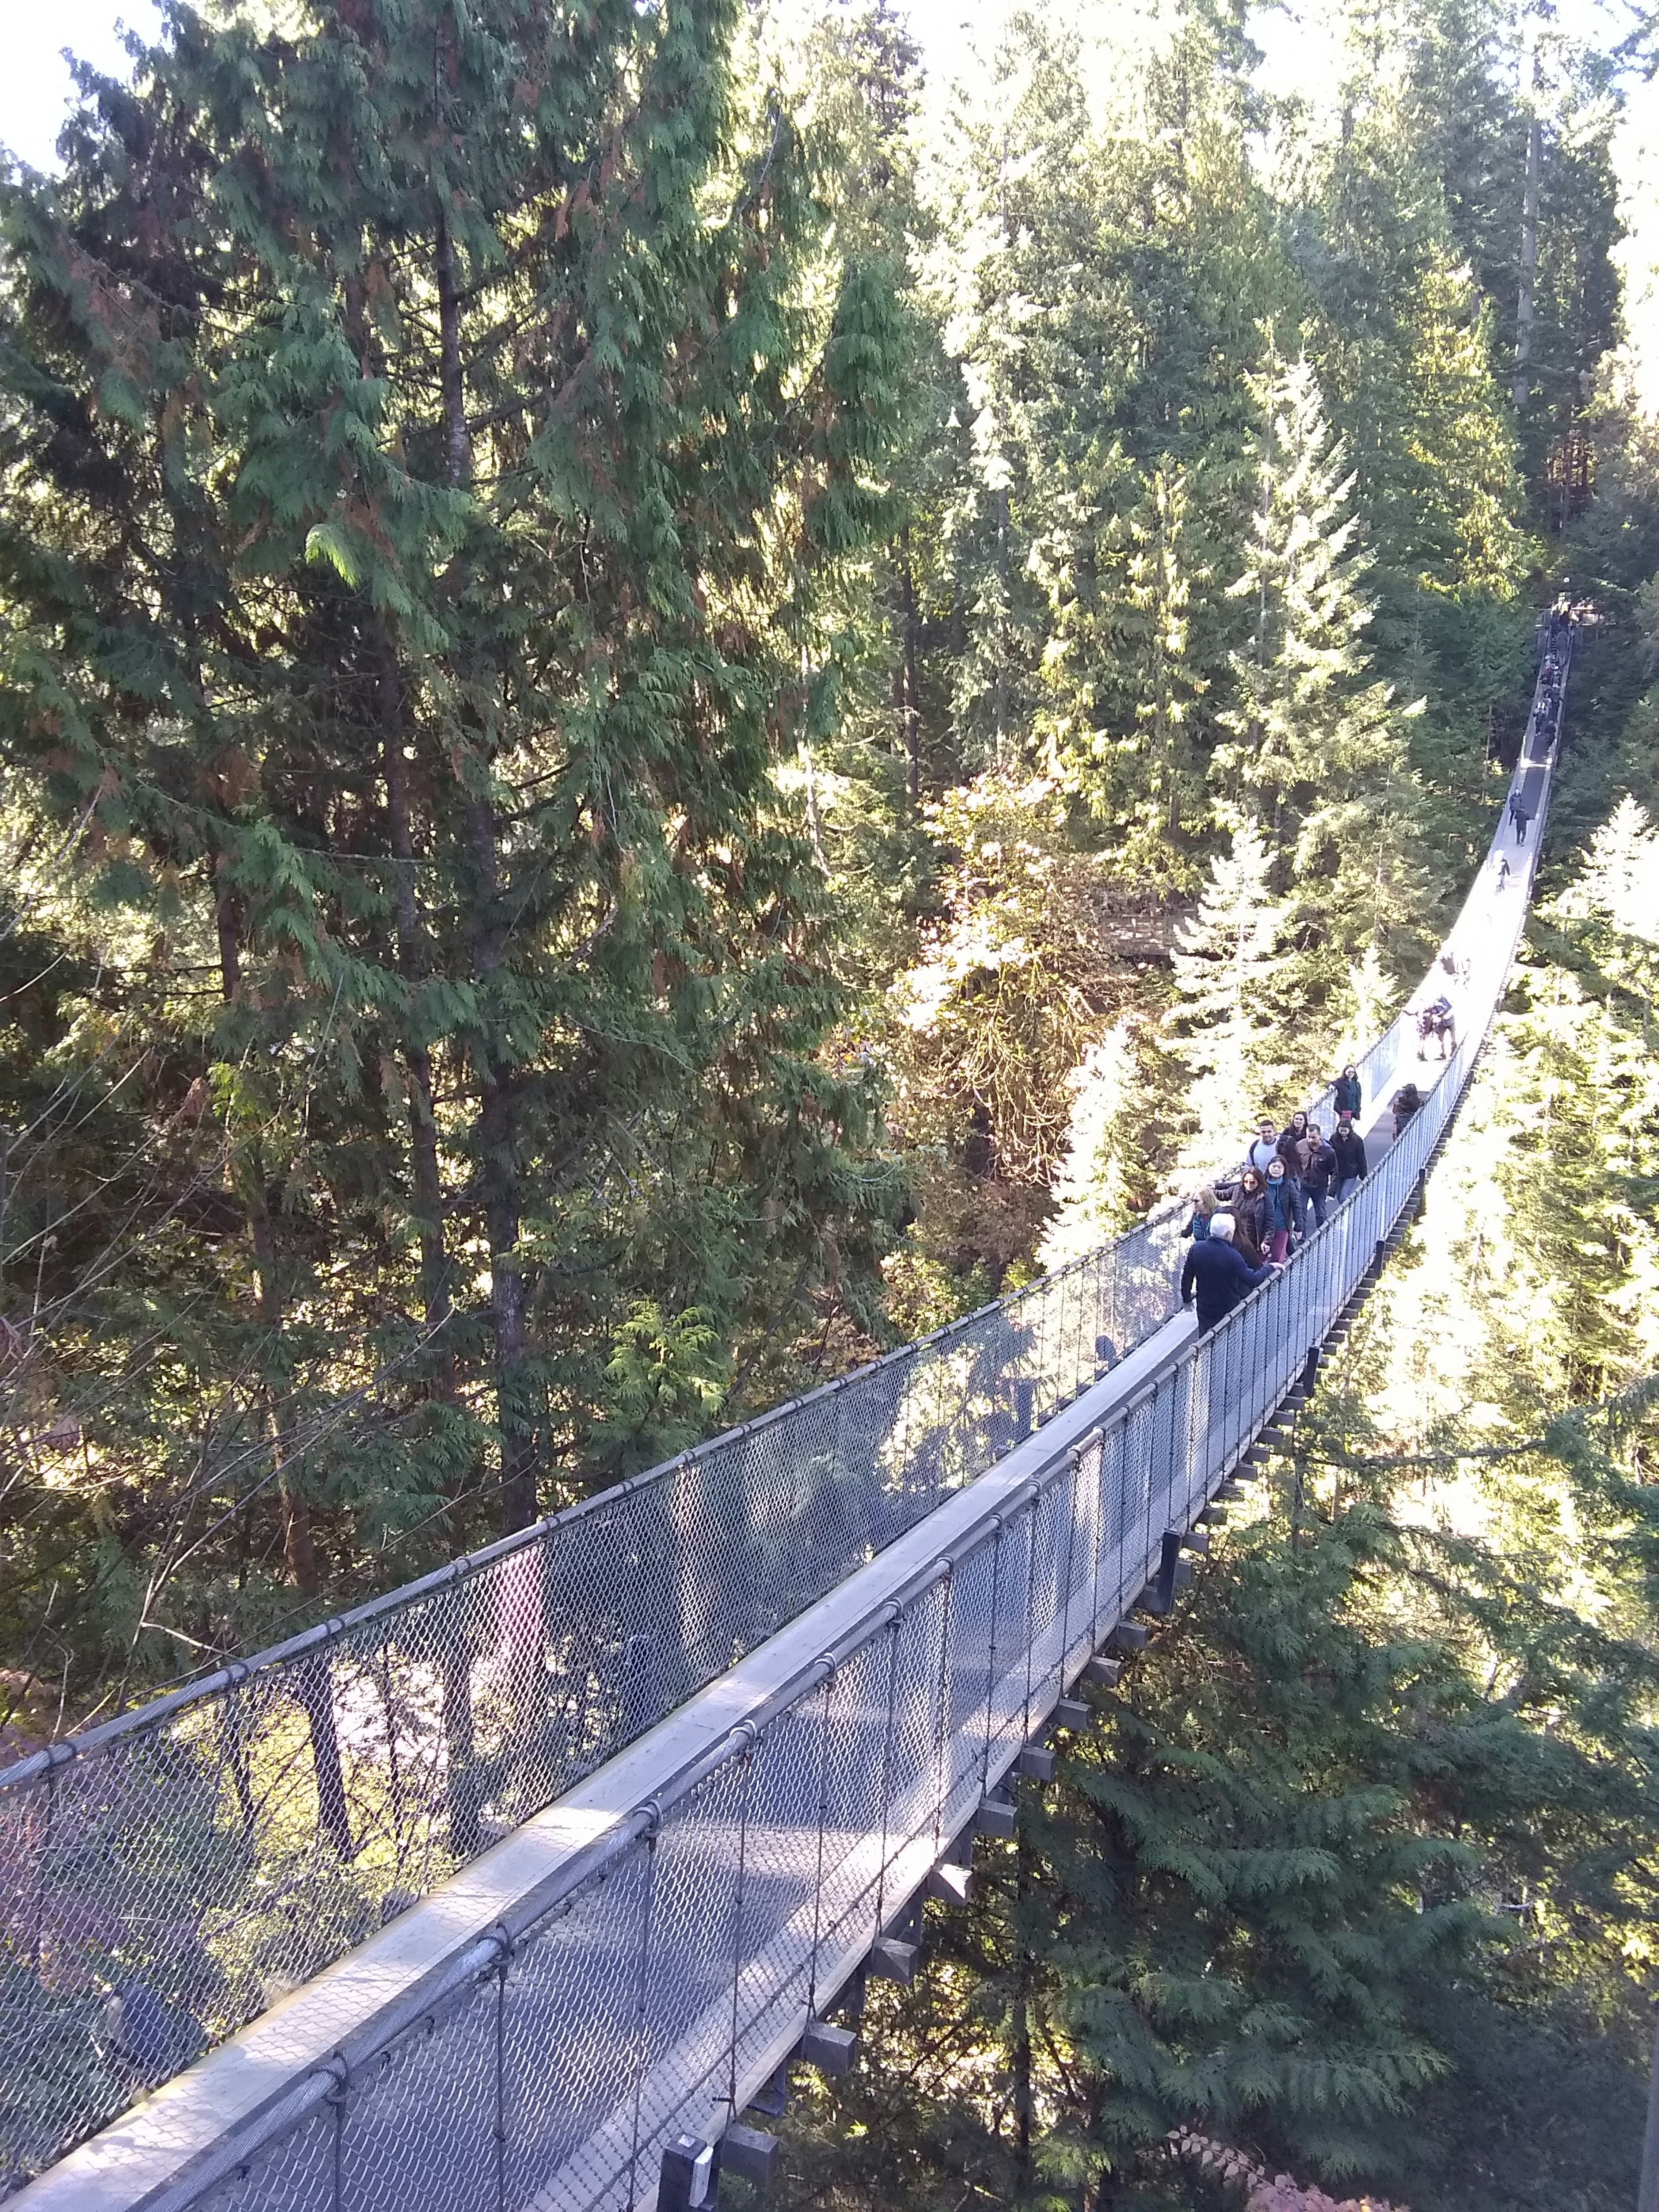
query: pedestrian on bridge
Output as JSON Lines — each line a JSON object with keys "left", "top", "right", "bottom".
{"left": 1180, "top": 1212, "right": 1274, "bottom": 1332}
{"left": 1232, "top": 1165, "right": 1268, "bottom": 1264}
{"left": 1260, "top": 1157, "right": 1298, "bottom": 1262}
{"left": 1185, "top": 1186, "right": 1218, "bottom": 1239}
{"left": 1278, "top": 1110, "right": 1310, "bottom": 1167}
{"left": 1247, "top": 1116, "right": 1280, "bottom": 1175}
{"left": 1331, "top": 1113, "right": 1367, "bottom": 1202}
{"left": 1513, "top": 802, "right": 1530, "bottom": 843}
{"left": 1497, "top": 855, "right": 1511, "bottom": 890}
{"left": 1333, "top": 1064, "right": 1362, "bottom": 1118}
{"left": 1391, "top": 1081, "right": 1424, "bottom": 1138}
{"left": 1300, "top": 1119, "right": 1337, "bottom": 1229}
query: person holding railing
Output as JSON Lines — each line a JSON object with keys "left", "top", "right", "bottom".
{"left": 1180, "top": 1211, "right": 1275, "bottom": 1332}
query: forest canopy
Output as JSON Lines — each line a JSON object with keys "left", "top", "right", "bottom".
{"left": 1, "top": 0, "right": 1657, "bottom": 2200}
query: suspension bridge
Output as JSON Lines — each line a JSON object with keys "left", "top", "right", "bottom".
{"left": 0, "top": 631, "right": 1574, "bottom": 2212}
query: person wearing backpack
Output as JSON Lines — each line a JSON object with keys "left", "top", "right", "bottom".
{"left": 1246, "top": 1116, "right": 1281, "bottom": 1176}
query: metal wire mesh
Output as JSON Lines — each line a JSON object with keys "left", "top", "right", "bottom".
{"left": 0, "top": 641, "right": 1569, "bottom": 2196}
{"left": 0, "top": 1218, "right": 1174, "bottom": 2184}
{"left": 161, "top": 1005, "right": 1508, "bottom": 2212}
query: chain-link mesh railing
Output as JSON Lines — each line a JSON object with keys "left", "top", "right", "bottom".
{"left": 0, "top": 633, "right": 1569, "bottom": 2197}
{"left": 134, "top": 901, "right": 1525, "bottom": 2212}
{"left": 0, "top": 1186, "right": 1189, "bottom": 2189}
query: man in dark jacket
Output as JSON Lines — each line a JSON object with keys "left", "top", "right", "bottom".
{"left": 1300, "top": 1119, "right": 1337, "bottom": 1229}
{"left": 1331, "top": 1115, "right": 1367, "bottom": 1201}
{"left": 1180, "top": 1212, "right": 1274, "bottom": 1331}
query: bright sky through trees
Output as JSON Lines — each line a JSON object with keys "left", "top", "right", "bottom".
{"left": 0, "top": 0, "right": 1635, "bottom": 167}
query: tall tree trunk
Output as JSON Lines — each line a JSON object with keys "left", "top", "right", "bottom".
{"left": 995, "top": 481, "right": 1009, "bottom": 765}
{"left": 216, "top": 880, "right": 352, "bottom": 1852}
{"left": 1013, "top": 1828, "right": 1034, "bottom": 2174}
{"left": 1514, "top": 85, "right": 1540, "bottom": 409}
{"left": 899, "top": 544, "right": 921, "bottom": 812}
{"left": 377, "top": 645, "right": 455, "bottom": 1381}
{"left": 436, "top": 189, "right": 538, "bottom": 1535}
{"left": 800, "top": 644, "right": 827, "bottom": 869}
{"left": 214, "top": 888, "right": 317, "bottom": 1597}
{"left": 343, "top": 258, "right": 458, "bottom": 1430}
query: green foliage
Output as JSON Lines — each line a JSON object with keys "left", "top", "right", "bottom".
{"left": 0, "top": 0, "right": 913, "bottom": 1700}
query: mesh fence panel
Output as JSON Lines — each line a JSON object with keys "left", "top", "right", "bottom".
{"left": 2, "top": 643, "right": 1569, "bottom": 2192}
{"left": 337, "top": 1970, "right": 500, "bottom": 2212}
{"left": 499, "top": 1841, "right": 655, "bottom": 2212}
{"left": 118, "top": 744, "right": 1551, "bottom": 2212}
{"left": 187, "top": 2092, "right": 340, "bottom": 2212}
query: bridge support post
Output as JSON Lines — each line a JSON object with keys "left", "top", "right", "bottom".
{"left": 748, "top": 2064, "right": 791, "bottom": 2119}
{"left": 661, "top": 2136, "right": 718, "bottom": 2212}
{"left": 1138, "top": 1533, "right": 1192, "bottom": 1618}
{"left": 799, "top": 2018, "right": 858, "bottom": 2075}
{"left": 720, "top": 2125, "right": 781, "bottom": 2189}
{"left": 1012, "top": 1377, "right": 1037, "bottom": 1441}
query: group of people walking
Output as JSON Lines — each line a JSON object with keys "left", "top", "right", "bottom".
{"left": 1176, "top": 608, "right": 1575, "bottom": 1338}
{"left": 1178, "top": 1072, "right": 1371, "bottom": 1329}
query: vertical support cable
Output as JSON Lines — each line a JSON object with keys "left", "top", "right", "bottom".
{"left": 871, "top": 1615, "right": 903, "bottom": 1939}
{"left": 493, "top": 1947, "right": 509, "bottom": 2212}
{"left": 624, "top": 1826, "right": 661, "bottom": 2211}
{"left": 978, "top": 1521, "right": 1005, "bottom": 1801}
{"left": 1018, "top": 1492, "right": 1042, "bottom": 1745}
{"left": 929, "top": 1567, "right": 957, "bottom": 1859}
{"left": 804, "top": 1672, "right": 834, "bottom": 2018}
{"left": 725, "top": 1738, "right": 756, "bottom": 2118}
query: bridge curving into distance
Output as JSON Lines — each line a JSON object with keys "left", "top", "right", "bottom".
{"left": 0, "top": 628, "right": 1575, "bottom": 2212}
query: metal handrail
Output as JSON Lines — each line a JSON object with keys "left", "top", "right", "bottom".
{"left": 0, "top": 629, "right": 1569, "bottom": 2198}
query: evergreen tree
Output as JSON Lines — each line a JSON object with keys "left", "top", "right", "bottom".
{"left": 1038, "top": 1018, "right": 1144, "bottom": 1266}
{"left": 1040, "top": 461, "right": 1215, "bottom": 892}
{"left": 1217, "top": 345, "right": 1431, "bottom": 1000}
{"left": 1165, "top": 818, "right": 1294, "bottom": 1161}
{"left": 0, "top": 0, "right": 911, "bottom": 1687}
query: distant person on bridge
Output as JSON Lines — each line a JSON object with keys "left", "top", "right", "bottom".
{"left": 1260, "top": 1157, "right": 1298, "bottom": 1262}
{"left": 1180, "top": 1212, "right": 1274, "bottom": 1332}
{"left": 1391, "top": 1081, "right": 1424, "bottom": 1138}
{"left": 1278, "top": 1110, "right": 1310, "bottom": 1169}
{"left": 1331, "top": 1113, "right": 1367, "bottom": 1201}
{"left": 1247, "top": 1117, "right": 1281, "bottom": 1175}
{"left": 1512, "top": 802, "right": 1530, "bottom": 843}
{"left": 1496, "top": 855, "right": 1511, "bottom": 890}
{"left": 1232, "top": 1166, "right": 1268, "bottom": 1263}
{"left": 1184, "top": 1187, "right": 1218, "bottom": 1240}
{"left": 1333, "top": 1065, "right": 1362, "bottom": 1118}
{"left": 1300, "top": 1119, "right": 1337, "bottom": 1229}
